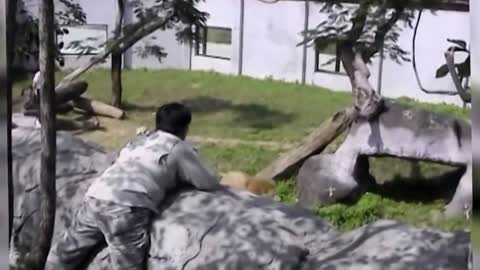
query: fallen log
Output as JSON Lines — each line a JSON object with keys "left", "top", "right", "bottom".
{"left": 55, "top": 80, "right": 89, "bottom": 104}
{"left": 23, "top": 103, "right": 74, "bottom": 118}
{"left": 73, "top": 96, "right": 125, "bottom": 119}
{"left": 23, "top": 80, "right": 87, "bottom": 112}
{"left": 255, "top": 107, "right": 356, "bottom": 180}
{"left": 56, "top": 116, "right": 99, "bottom": 131}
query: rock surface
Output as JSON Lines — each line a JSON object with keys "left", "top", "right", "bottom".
{"left": 297, "top": 99, "right": 472, "bottom": 218}
{"left": 10, "top": 128, "right": 471, "bottom": 269}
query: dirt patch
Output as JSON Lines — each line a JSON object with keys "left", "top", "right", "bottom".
{"left": 76, "top": 116, "right": 300, "bottom": 151}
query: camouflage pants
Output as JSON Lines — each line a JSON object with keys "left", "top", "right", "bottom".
{"left": 46, "top": 197, "right": 153, "bottom": 270}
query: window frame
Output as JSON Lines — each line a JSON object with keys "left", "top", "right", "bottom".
{"left": 194, "top": 25, "right": 232, "bottom": 60}
{"left": 56, "top": 24, "right": 109, "bottom": 56}
{"left": 314, "top": 41, "right": 347, "bottom": 76}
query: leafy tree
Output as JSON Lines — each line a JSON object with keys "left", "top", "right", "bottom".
{"left": 11, "top": 0, "right": 86, "bottom": 71}
{"left": 303, "top": 0, "right": 443, "bottom": 119}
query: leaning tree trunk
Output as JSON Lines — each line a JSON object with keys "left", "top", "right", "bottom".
{"left": 111, "top": 0, "right": 124, "bottom": 108}
{"left": 339, "top": 46, "right": 384, "bottom": 120}
{"left": 256, "top": 107, "right": 357, "bottom": 180}
{"left": 29, "top": 0, "right": 57, "bottom": 269}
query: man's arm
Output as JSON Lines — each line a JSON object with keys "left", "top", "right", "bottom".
{"left": 170, "top": 142, "right": 221, "bottom": 191}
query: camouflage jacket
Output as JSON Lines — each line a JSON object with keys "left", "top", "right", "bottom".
{"left": 85, "top": 129, "right": 220, "bottom": 213}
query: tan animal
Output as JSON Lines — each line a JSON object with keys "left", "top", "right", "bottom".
{"left": 220, "top": 171, "right": 276, "bottom": 197}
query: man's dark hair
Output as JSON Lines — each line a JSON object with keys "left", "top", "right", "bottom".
{"left": 155, "top": 102, "right": 192, "bottom": 136}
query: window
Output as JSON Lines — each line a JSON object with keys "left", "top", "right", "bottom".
{"left": 194, "top": 25, "right": 232, "bottom": 60}
{"left": 314, "top": 42, "right": 346, "bottom": 75}
{"left": 57, "top": 24, "right": 108, "bottom": 55}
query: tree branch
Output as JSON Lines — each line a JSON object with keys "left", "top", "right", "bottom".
{"left": 345, "top": 5, "right": 368, "bottom": 44}
{"left": 58, "top": 9, "right": 175, "bottom": 87}
{"left": 445, "top": 48, "right": 471, "bottom": 102}
{"left": 365, "top": 6, "right": 404, "bottom": 60}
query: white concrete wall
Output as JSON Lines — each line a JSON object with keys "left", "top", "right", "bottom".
{"left": 241, "top": 0, "right": 304, "bottom": 82}
{"left": 190, "top": 0, "right": 238, "bottom": 75}
{"left": 380, "top": 9, "right": 469, "bottom": 105}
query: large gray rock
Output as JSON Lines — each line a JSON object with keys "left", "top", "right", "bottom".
{"left": 10, "top": 128, "right": 471, "bottom": 269}
{"left": 297, "top": 99, "right": 472, "bottom": 218}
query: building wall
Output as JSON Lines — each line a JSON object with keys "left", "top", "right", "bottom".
{"left": 380, "top": 9, "right": 469, "bottom": 105}
{"left": 241, "top": 0, "right": 304, "bottom": 82}
{"left": 189, "top": 0, "right": 238, "bottom": 75}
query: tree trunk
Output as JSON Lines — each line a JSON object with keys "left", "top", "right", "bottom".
{"left": 29, "top": 0, "right": 57, "bottom": 269}
{"left": 7, "top": 0, "right": 18, "bottom": 245}
{"left": 339, "top": 46, "right": 384, "bottom": 120}
{"left": 73, "top": 96, "right": 125, "bottom": 119}
{"left": 255, "top": 107, "right": 356, "bottom": 180}
{"left": 111, "top": 53, "right": 123, "bottom": 108}
{"left": 58, "top": 9, "right": 175, "bottom": 87}
{"left": 111, "top": 0, "right": 124, "bottom": 108}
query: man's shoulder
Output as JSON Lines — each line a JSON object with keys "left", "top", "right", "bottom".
{"left": 171, "top": 139, "right": 198, "bottom": 155}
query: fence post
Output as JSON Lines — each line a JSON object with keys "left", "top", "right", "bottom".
{"left": 301, "top": 0, "right": 309, "bottom": 85}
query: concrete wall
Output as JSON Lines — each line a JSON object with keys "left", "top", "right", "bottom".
{"left": 380, "top": 9, "right": 469, "bottom": 105}
{"left": 190, "top": 0, "right": 238, "bottom": 75}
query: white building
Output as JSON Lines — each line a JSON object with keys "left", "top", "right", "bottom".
{"left": 22, "top": 0, "right": 470, "bottom": 105}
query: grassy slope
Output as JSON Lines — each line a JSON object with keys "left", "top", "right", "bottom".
{"left": 13, "top": 69, "right": 471, "bottom": 232}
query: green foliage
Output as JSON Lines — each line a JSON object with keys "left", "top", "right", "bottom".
{"left": 315, "top": 193, "right": 468, "bottom": 232}
{"left": 14, "top": 0, "right": 87, "bottom": 67}
{"left": 197, "top": 143, "right": 280, "bottom": 175}
{"left": 396, "top": 96, "right": 470, "bottom": 120}
{"left": 303, "top": 0, "right": 445, "bottom": 64}
{"left": 275, "top": 179, "right": 297, "bottom": 204}
{"left": 315, "top": 193, "right": 384, "bottom": 230}
{"left": 128, "top": 0, "right": 209, "bottom": 61}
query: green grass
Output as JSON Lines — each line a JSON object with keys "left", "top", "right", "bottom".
{"left": 197, "top": 143, "right": 280, "bottom": 175}
{"left": 15, "top": 69, "right": 353, "bottom": 142}
{"left": 13, "top": 69, "right": 470, "bottom": 232}
{"left": 314, "top": 192, "right": 468, "bottom": 232}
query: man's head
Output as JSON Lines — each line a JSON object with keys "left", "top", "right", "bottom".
{"left": 155, "top": 102, "right": 192, "bottom": 140}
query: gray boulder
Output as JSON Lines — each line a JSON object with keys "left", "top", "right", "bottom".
{"left": 10, "top": 128, "right": 471, "bottom": 269}
{"left": 297, "top": 99, "right": 471, "bottom": 218}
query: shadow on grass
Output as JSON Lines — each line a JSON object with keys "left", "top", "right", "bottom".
{"left": 368, "top": 165, "right": 466, "bottom": 204}
{"left": 122, "top": 95, "right": 296, "bottom": 130}
{"left": 181, "top": 96, "right": 296, "bottom": 129}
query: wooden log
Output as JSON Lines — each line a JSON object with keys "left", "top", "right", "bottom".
{"left": 73, "top": 96, "right": 125, "bottom": 119}
{"left": 23, "top": 103, "right": 73, "bottom": 117}
{"left": 55, "top": 80, "right": 88, "bottom": 104}
{"left": 255, "top": 107, "right": 356, "bottom": 180}
{"left": 56, "top": 117, "right": 99, "bottom": 131}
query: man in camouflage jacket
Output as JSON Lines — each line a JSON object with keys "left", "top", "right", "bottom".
{"left": 46, "top": 102, "right": 221, "bottom": 270}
